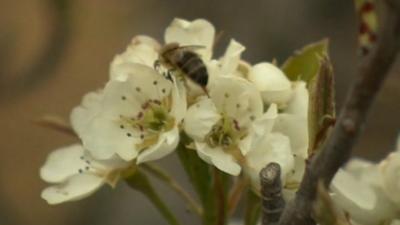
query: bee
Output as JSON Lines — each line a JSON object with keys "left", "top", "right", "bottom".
{"left": 154, "top": 42, "right": 209, "bottom": 93}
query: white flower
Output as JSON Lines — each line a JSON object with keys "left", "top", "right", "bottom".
{"left": 110, "top": 36, "right": 161, "bottom": 81}
{"left": 71, "top": 63, "right": 186, "bottom": 163}
{"left": 184, "top": 75, "right": 278, "bottom": 175}
{"left": 247, "top": 63, "right": 293, "bottom": 106}
{"left": 164, "top": 18, "right": 215, "bottom": 61}
{"left": 380, "top": 151, "right": 400, "bottom": 207}
{"left": 331, "top": 159, "right": 398, "bottom": 225}
{"left": 273, "top": 81, "right": 309, "bottom": 158}
{"left": 40, "top": 144, "right": 130, "bottom": 204}
{"left": 244, "top": 132, "right": 294, "bottom": 190}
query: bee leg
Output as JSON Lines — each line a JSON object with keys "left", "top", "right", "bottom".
{"left": 153, "top": 60, "right": 161, "bottom": 71}
{"left": 201, "top": 86, "right": 210, "bottom": 97}
{"left": 165, "top": 68, "right": 175, "bottom": 82}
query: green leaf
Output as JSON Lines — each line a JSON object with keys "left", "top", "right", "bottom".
{"left": 176, "top": 133, "right": 217, "bottom": 225}
{"left": 244, "top": 190, "right": 261, "bottom": 225}
{"left": 282, "top": 39, "right": 329, "bottom": 83}
{"left": 125, "top": 170, "right": 181, "bottom": 225}
{"left": 308, "top": 55, "right": 336, "bottom": 154}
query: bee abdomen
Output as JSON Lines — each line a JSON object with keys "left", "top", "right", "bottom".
{"left": 178, "top": 53, "right": 208, "bottom": 86}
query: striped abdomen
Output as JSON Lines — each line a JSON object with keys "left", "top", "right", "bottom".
{"left": 174, "top": 51, "right": 208, "bottom": 87}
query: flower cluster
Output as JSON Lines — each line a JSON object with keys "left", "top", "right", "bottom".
{"left": 331, "top": 136, "right": 400, "bottom": 225}
{"left": 40, "top": 18, "right": 309, "bottom": 204}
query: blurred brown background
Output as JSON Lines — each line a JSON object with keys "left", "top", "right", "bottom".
{"left": 0, "top": 0, "right": 399, "bottom": 225}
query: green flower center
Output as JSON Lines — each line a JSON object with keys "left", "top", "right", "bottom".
{"left": 206, "top": 115, "right": 247, "bottom": 150}
{"left": 119, "top": 96, "right": 175, "bottom": 151}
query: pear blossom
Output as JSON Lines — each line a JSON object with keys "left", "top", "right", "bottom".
{"left": 247, "top": 63, "right": 293, "bottom": 106}
{"left": 40, "top": 144, "right": 130, "bottom": 204}
{"left": 71, "top": 63, "right": 186, "bottom": 163}
{"left": 110, "top": 36, "right": 161, "bottom": 81}
{"left": 379, "top": 137, "right": 400, "bottom": 207}
{"left": 244, "top": 132, "right": 295, "bottom": 189}
{"left": 331, "top": 159, "right": 398, "bottom": 225}
{"left": 184, "top": 75, "right": 279, "bottom": 175}
{"left": 273, "top": 81, "right": 309, "bottom": 159}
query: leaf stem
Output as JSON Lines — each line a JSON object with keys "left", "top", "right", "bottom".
{"left": 125, "top": 170, "right": 182, "bottom": 225}
{"left": 227, "top": 176, "right": 248, "bottom": 216}
{"left": 142, "top": 163, "right": 203, "bottom": 216}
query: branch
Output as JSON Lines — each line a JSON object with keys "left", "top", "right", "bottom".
{"left": 261, "top": 163, "right": 285, "bottom": 225}
{"left": 279, "top": 1, "right": 400, "bottom": 225}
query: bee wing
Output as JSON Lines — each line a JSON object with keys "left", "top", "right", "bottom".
{"left": 177, "top": 45, "right": 206, "bottom": 51}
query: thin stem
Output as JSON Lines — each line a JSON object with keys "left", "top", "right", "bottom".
{"left": 125, "top": 170, "right": 182, "bottom": 225}
{"left": 141, "top": 163, "right": 202, "bottom": 216}
{"left": 278, "top": 1, "right": 400, "bottom": 225}
{"left": 214, "top": 168, "right": 226, "bottom": 225}
{"left": 34, "top": 115, "right": 76, "bottom": 137}
{"left": 227, "top": 176, "right": 248, "bottom": 216}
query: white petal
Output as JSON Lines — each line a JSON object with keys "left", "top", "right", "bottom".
{"left": 285, "top": 154, "right": 306, "bottom": 187}
{"left": 248, "top": 63, "right": 292, "bottom": 105}
{"left": 164, "top": 18, "right": 215, "bottom": 60}
{"left": 330, "top": 168, "right": 396, "bottom": 225}
{"left": 170, "top": 76, "right": 187, "bottom": 122}
{"left": 184, "top": 97, "right": 221, "bottom": 141}
{"left": 219, "top": 39, "right": 245, "bottom": 76}
{"left": 245, "top": 133, "right": 294, "bottom": 188}
{"left": 273, "top": 114, "right": 308, "bottom": 158}
{"left": 239, "top": 104, "right": 278, "bottom": 155}
{"left": 105, "top": 64, "right": 172, "bottom": 112}
{"left": 380, "top": 152, "right": 400, "bottom": 205}
{"left": 345, "top": 158, "right": 375, "bottom": 179}
{"left": 210, "top": 76, "right": 263, "bottom": 125}
{"left": 195, "top": 142, "right": 241, "bottom": 176}
{"left": 110, "top": 36, "right": 160, "bottom": 81}
{"left": 41, "top": 174, "right": 104, "bottom": 205}
{"left": 331, "top": 169, "right": 376, "bottom": 211}
{"left": 79, "top": 115, "right": 140, "bottom": 160}
{"left": 136, "top": 127, "right": 180, "bottom": 164}
{"left": 78, "top": 64, "right": 174, "bottom": 160}
{"left": 285, "top": 81, "right": 308, "bottom": 117}
{"left": 40, "top": 144, "right": 88, "bottom": 183}
{"left": 70, "top": 91, "right": 103, "bottom": 136}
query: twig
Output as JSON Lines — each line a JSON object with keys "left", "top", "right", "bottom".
{"left": 261, "top": 163, "right": 285, "bottom": 225}
{"left": 141, "top": 163, "right": 202, "bottom": 216}
{"left": 34, "top": 115, "right": 77, "bottom": 137}
{"left": 214, "top": 168, "right": 226, "bottom": 225}
{"left": 227, "top": 176, "right": 248, "bottom": 216}
{"left": 279, "top": 1, "right": 400, "bottom": 225}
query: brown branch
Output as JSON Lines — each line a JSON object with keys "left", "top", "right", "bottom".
{"left": 278, "top": 1, "right": 400, "bottom": 225}
{"left": 261, "top": 163, "right": 285, "bottom": 225}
